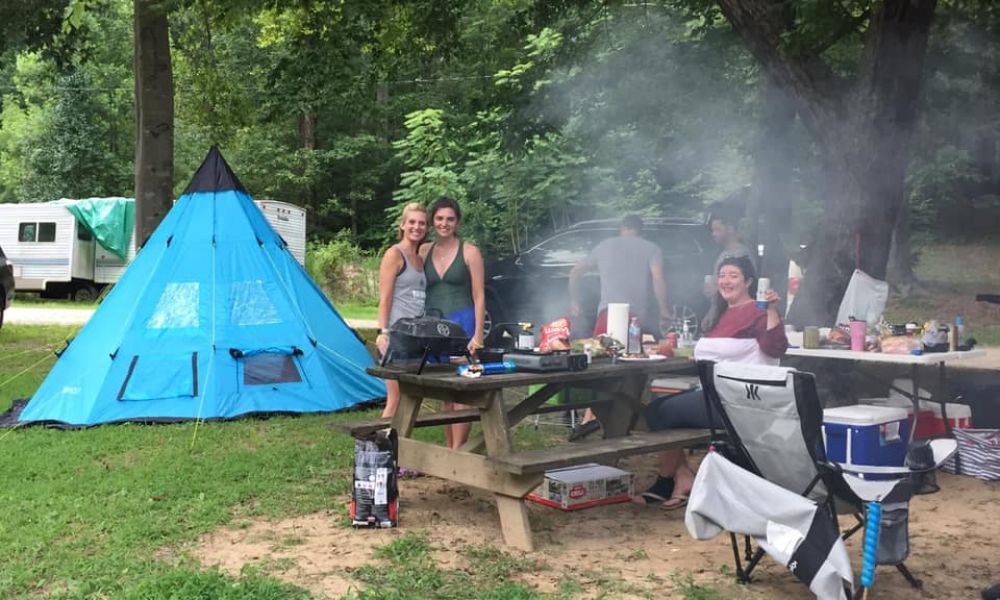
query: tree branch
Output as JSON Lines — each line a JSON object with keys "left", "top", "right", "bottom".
{"left": 715, "top": 0, "right": 846, "bottom": 139}
{"left": 807, "top": 5, "right": 871, "bottom": 57}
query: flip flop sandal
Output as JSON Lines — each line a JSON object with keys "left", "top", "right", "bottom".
{"left": 632, "top": 492, "right": 669, "bottom": 506}
{"left": 632, "top": 476, "right": 675, "bottom": 506}
{"left": 568, "top": 420, "right": 601, "bottom": 442}
{"left": 660, "top": 495, "right": 689, "bottom": 511}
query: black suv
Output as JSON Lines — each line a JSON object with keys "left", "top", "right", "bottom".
{"left": 0, "top": 245, "right": 14, "bottom": 329}
{"left": 484, "top": 218, "right": 717, "bottom": 336}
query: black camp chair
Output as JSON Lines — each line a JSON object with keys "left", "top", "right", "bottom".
{"left": 696, "top": 360, "right": 956, "bottom": 598}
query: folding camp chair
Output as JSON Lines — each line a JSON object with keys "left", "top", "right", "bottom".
{"left": 695, "top": 360, "right": 956, "bottom": 598}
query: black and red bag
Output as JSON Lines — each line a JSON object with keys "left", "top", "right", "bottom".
{"left": 350, "top": 428, "right": 399, "bottom": 528}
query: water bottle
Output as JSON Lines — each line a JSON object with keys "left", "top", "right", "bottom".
{"left": 955, "top": 316, "right": 965, "bottom": 346}
{"left": 627, "top": 317, "right": 641, "bottom": 355}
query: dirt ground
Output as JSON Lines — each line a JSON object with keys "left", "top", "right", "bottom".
{"left": 190, "top": 452, "right": 999, "bottom": 599}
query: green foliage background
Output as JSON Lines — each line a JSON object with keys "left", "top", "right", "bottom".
{"left": 0, "top": 0, "right": 998, "bottom": 257}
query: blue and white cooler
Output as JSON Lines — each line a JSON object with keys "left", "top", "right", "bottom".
{"left": 823, "top": 405, "right": 911, "bottom": 477}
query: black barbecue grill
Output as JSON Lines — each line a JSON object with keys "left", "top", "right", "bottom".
{"left": 381, "top": 316, "right": 472, "bottom": 373}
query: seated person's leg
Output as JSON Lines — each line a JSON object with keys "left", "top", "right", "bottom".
{"left": 644, "top": 387, "right": 723, "bottom": 431}
{"left": 635, "top": 388, "right": 715, "bottom": 508}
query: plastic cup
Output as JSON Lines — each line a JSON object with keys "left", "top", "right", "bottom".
{"left": 803, "top": 326, "right": 820, "bottom": 349}
{"left": 850, "top": 320, "right": 866, "bottom": 352}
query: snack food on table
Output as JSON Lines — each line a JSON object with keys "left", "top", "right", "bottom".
{"left": 538, "top": 317, "right": 572, "bottom": 352}
{"left": 656, "top": 339, "right": 675, "bottom": 358}
{"left": 825, "top": 326, "right": 851, "bottom": 347}
{"left": 880, "top": 335, "right": 923, "bottom": 355}
{"left": 570, "top": 335, "right": 616, "bottom": 358}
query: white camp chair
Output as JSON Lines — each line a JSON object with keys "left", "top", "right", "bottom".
{"left": 692, "top": 360, "right": 956, "bottom": 599}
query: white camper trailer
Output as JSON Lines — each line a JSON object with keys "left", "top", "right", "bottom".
{"left": 256, "top": 200, "right": 307, "bottom": 265}
{"left": 0, "top": 198, "right": 306, "bottom": 300}
{"left": 0, "top": 201, "right": 129, "bottom": 301}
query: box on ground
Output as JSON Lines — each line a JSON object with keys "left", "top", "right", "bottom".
{"left": 527, "top": 463, "right": 634, "bottom": 511}
{"left": 823, "top": 405, "right": 910, "bottom": 476}
{"left": 887, "top": 378, "right": 974, "bottom": 436}
{"left": 916, "top": 401, "right": 972, "bottom": 437}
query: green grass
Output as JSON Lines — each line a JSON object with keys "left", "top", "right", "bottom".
{"left": 0, "top": 324, "right": 592, "bottom": 599}
{"left": 0, "top": 324, "right": 360, "bottom": 598}
{"left": 0, "top": 324, "right": 80, "bottom": 411}
{"left": 0, "top": 409, "right": 363, "bottom": 597}
{"left": 333, "top": 302, "right": 378, "bottom": 321}
{"left": 885, "top": 243, "right": 1000, "bottom": 345}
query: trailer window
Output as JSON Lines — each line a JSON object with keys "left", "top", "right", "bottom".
{"left": 38, "top": 222, "right": 56, "bottom": 242}
{"left": 18, "top": 222, "right": 56, "bottom": 243}
{"left": 18, "top": 223, "right": 37, "bottom": 242}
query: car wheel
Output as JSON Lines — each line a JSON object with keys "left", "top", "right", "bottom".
{"left": 484, "top": 295, "right": 505, "bottom": 339}
{"left": 72, "top": 283, "right": 99, "bottom": 303}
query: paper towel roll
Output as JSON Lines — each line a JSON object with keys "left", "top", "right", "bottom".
{"left": 606, "top": 303, "right": 630, "bottom": 346}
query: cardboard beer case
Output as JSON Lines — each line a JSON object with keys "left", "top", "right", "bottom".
{"left": 527, "top": 463, "right": 634, "bottom": 511}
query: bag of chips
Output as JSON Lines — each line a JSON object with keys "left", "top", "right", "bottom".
{"left": 538, "top": 317, "right": 572, "bottom": 352}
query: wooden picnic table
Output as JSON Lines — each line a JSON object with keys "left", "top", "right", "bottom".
{"left": 360, "top": 358, "right": 709, "bottom": 551}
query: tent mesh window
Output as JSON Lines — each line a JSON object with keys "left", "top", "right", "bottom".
{"left": 243, "top": 353, "right": 302, "bottom": 386}
{"left": 230, "top": 280, "right": 281, "bottom": 326}
{"left": 147, "top": 282, "right": 200, "bottom": 329}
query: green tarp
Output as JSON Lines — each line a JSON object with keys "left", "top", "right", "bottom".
{"left": 61, "top": 197, "right": 135, "bottom": 260}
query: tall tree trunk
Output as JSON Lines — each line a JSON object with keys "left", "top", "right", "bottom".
{"left": 134, "top": 0, "right": 174, "bottom": 247}
{"left": 887, "top": 196, "right": 917, "bottom": 291}
{"left": 298, "top": 112, "right": 317, "bottom": 150}
{"left": 376, "top": 80, "right": 390, "bottom": 143}
{"left": 720, "top": 0, "right": 937, "bottom": 325}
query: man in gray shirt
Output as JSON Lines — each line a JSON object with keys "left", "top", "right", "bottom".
{"left": 568, "top": 215, "right": 671, "bottom": 439}
{"left": 569, "top": 215, "right": 671, "bottom": 338}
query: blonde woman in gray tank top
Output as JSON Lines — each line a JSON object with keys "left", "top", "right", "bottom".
{"left": 376, "top": 203, "right": 428, "bottom": 419}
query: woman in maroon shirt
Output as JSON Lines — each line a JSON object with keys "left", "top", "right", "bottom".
{"left": 634, "top": 255, "right": 787, "bottom": 509}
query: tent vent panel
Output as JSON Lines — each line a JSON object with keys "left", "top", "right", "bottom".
{"left": 119, "top": 353, "right": 198, "bottom": 401}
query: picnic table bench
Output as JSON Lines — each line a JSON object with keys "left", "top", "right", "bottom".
{"left": 353, "top": 359, "right": 709, "bottom": 551}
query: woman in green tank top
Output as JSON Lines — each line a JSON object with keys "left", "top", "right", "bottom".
{"left": 420, "top": 197, "right": 486, "bottom": 449}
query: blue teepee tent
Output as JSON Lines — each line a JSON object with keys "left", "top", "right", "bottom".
{"left": 18, "top": 146, "right": 385, "bottom": 426}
